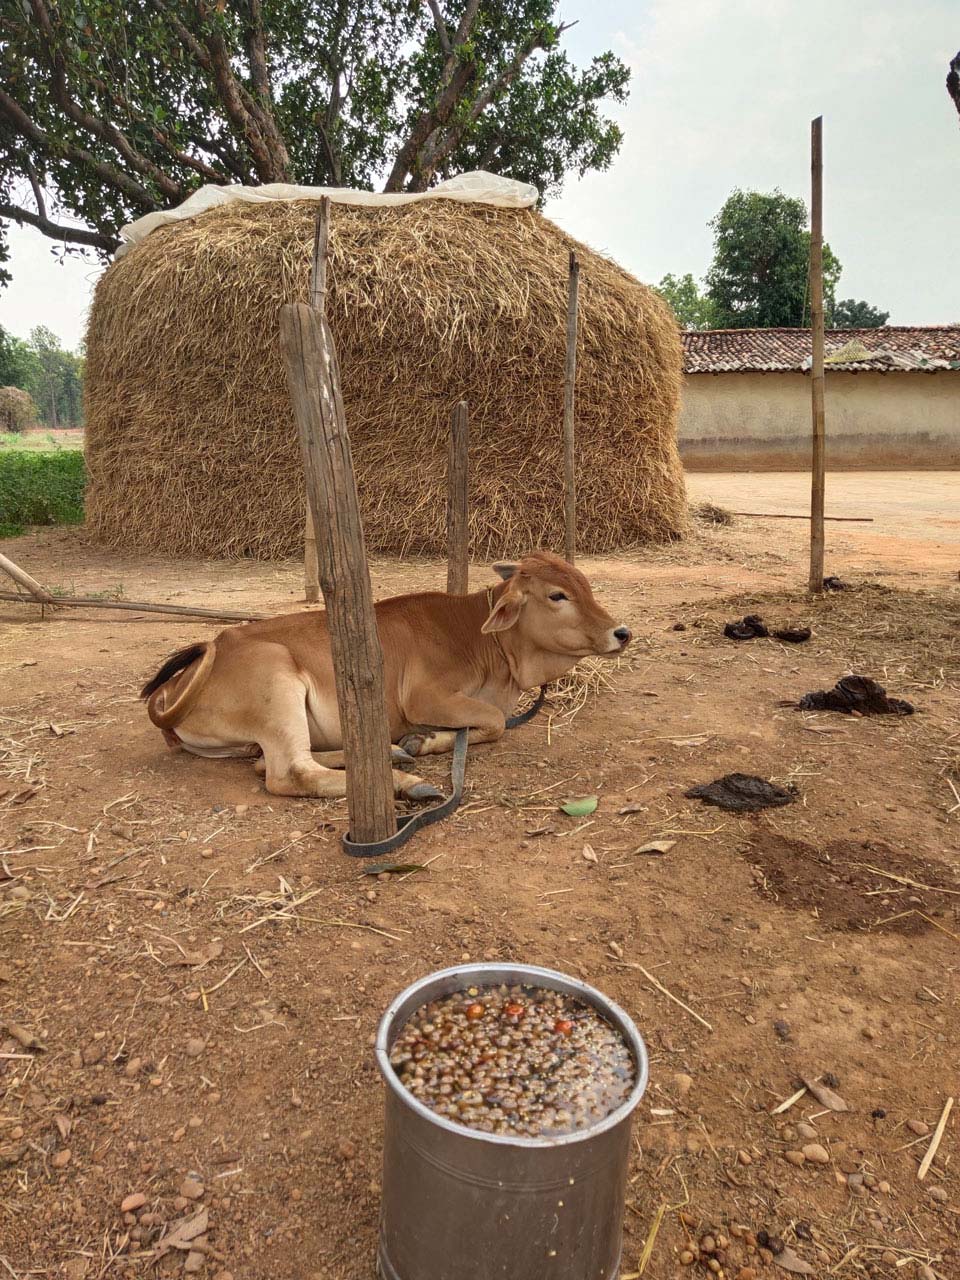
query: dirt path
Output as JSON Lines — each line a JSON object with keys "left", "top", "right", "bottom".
{"left": 1, "top": 517, "right": 958, "bottom": 1280}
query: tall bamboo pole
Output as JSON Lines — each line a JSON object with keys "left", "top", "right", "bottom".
{"left": 563, "top": 251, "right": 580, "bottom": 565}
{"left": 808, "top": 116, "right": 826, "bottom": 593}
{"left": 445, "top": 400, "right": 470, "bottom": 594}
{"left": 303, "top": 209, "right": 329, "bottom": 604}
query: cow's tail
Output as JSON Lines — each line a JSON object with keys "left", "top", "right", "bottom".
{"left": 140, "top": 642, "right": 217, "bottom": 730}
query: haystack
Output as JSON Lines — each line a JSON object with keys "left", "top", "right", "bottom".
{"left": 0, "top": 386, "right": 37, "bottom": 433}
{"left": 85, "top": 200, "right": 686, "bottom": 560}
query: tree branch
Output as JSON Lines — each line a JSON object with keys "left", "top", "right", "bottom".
{"left": 0, "top": 86, "right": 158, "bottom": 208}
{"left": 28, "top": 0, "right": 185, "bottom": 202}
{"left": 245, "top": 0, "right": 273, "bottom": 103}
{"left": 426, "top": 0, "right": 453, "bottom": 61}
{"left": 0, "top": 197, "right": 117, "bottom": 252}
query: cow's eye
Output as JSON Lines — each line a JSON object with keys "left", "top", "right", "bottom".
{"left": 549, "top": 591, "right": 568, "bottom": 602}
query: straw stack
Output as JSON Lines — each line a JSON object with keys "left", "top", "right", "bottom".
{"left": 85, "top": 199, "right": 686, "bottom": 559}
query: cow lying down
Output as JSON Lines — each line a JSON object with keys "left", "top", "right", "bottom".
{"left": 141, "top": 552, "right": 631, "bottom": 801}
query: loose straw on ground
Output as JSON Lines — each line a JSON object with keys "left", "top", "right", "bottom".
{"left": 624, "top": 963, "right": 713, "bottom": 1032}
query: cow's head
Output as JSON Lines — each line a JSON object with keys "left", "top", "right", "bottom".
{"left": 481, "top": 552, "right": 631, "bottom": 660}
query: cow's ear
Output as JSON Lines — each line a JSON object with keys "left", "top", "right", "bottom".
{"left": 481, "top": 590, "right": 524, "bottom": 633}
{"left": 492, "top": 561, "right": 520, "bottom": 582}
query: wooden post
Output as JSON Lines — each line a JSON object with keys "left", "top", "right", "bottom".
{"left": 563, "top": 250, "right": 579, "bottom": 565}
{"left": 303, "top": 209, "right": 329, "bottom": 604}
{"left": 281, "top": 199, "right": 396, "bottom": 844}
{"left": 808, "top": 115, "right": 826, "bottom": 593}
{"left": 445, "top": 400, "right": 470, "bottom": 594}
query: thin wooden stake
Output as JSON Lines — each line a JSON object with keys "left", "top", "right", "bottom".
{"left": 445, "top": 400, "right": 470, "bottom": 594}
{"left": 0, "top": 591, "right": 261, "bottom": 621}
{"left": 808, "top": 115, "right": 826, "bottom": 593}
{"left": 634, "top": 964, "right": 713, "bottom": 1032}
{"left": 563, "top": 250, "right": 579, "bottom": 565}
{"left": 303, "top": 206, "right": 330, "bottom": 604}
{"left": 281, "top": 197, "right": 396, "bottom": 846}
{"left": 0, "top": 551, "right": 56, "bottom": 604}
{"left": 917, "top": 1096, "right": 953, "bottom": 1180}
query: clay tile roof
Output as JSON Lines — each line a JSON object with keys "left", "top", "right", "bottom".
{"left": 682, "top": 327, "right": 960, "bottom": 374}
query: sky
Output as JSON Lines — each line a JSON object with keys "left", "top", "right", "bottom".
{"left": 2, "top": 0, "right": 958, "bottom": 352}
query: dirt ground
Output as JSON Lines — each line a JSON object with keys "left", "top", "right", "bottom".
{"left": 2, "top": 492, "right": 959, "bottom": 1280}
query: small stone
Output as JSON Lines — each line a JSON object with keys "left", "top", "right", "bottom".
{"left": 337, "top": 1139, "right": 357, "bottom": 1160}
{"left": 9, "top": 1125, "right": 23, "bottom": 1140}
{"left": 797, "top": 1122, "right": 818, "bottom": 1140}
{"left": 802, "top": 1142, "right": 830, "bottom": 1164}
{"left": 878, "top": 1180, "right": 891, "bottom": 1194}
{"left": 716, "top": 1235, "right": 729, "bottom": 1250}
{"left": 173, "top": 1196, "right": 189, "bottom": 1211}
{"left": 737, "top": 1149, "right": 752, "bottom": 1165}
{"left": 928, "top": 1186, "right": 947, "bottom": 1203}
{"left": 172, "top": 1126, "right": 187, "bottom": 1142}
{"left": 123, "top": 1212, "right": 137, "bottom": 1227}
{"left": 180, "top": 1177, "right": 205, "bottom": 1200}
{"left": 863, "top": 1172, "right": 878, "bottom": 1189}
{"left": 781, "top": 1126, "right": 797, "bottom": 1143}
{"left": 847, "top": 1173, "right": 864, "bottom": 1188}
{"left": 120, "top": 1192, "right": 147, "bottom": 1213}
{"left": 881, "top": 1252, "right": 897, "bottom": 1266}
{"left": 52, "top": 1148, "right": 72, "bottom": 1168}
{"left": 82, "top": 1043, "right": 105, "bottom": 1066}
{"left": 679, "top": 1251, "right": 695, "bottom": 1266}
{"left": 185, "top": 1037, "right": 205, "bottom": 1058}
{"left": 785, "top": 1150, "right": 806, "bottom": 1166}
{"left": 183, "top": 1250, "right": 205, "bottom": 1274}
{"left": 674, "top": 1072, "right": 693, "bottom": 1097}
{"left": 736, "top": 1271, "right": 758, "bottom": 1280}
{"left": 758, "top": 1248, "right": 774, "bottom": 1265}
{"left": 290, "top": 1188, "right": 302, "bottom": 1202}
{"left": 700, "top": 1235, "right": 717, "bottom": 1253}
{"left": 140, "top": 1213, "right": 160, "bottom": 1227}
{"left": 907, "top": 1119, "right": 930, "bottom": 1136}
{"left": 188, "top": 1115, "right": 203, "bottom": 1129}
{"left": 124, "top": 1057, "right": 142, "bottom": 1078}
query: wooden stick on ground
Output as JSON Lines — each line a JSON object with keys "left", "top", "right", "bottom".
{"left": 280, "top": 196, "right": 397, "bottom": 846}
{"left": 633, "top": 963, "right": 713, "bottom": 1032}
{"left": 917, "top": 1096, "right": 954, "bottom": 1180}
{"left": 563, "top": 250, "right": 579, "bottom": 565}
{"left": 731, "top": 512, "right": 872, "bottom": 523}
{"left": 445, "top": 400, "right": 470, "bottom": 594}
{"left": 0, "top": 551, "right": 56, "bottom": 604}
{"left": 0, "top": 591, "right": 262, "bottom": 622}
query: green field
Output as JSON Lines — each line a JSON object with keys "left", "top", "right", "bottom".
{"left": 0, "top": 427, "right": 85, "bottom": 453}
{"left": 0, "top": 448, "right": 86, "bottom": 537}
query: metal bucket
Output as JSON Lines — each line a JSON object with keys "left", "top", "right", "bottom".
{"left": 375, "top": 962, "right": 649, "bottom": 1280}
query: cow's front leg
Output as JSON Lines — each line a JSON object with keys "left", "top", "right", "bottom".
{"left": 399, "top": 693, "right": 506, "bottom": 758}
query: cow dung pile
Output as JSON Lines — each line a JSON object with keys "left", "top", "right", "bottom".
{"left": 84, "top": 198, "right": 686, "bottom": 560}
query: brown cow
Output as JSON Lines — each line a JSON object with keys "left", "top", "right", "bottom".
{"left": 140, "top": 552, "right": 631, "bottom": 800}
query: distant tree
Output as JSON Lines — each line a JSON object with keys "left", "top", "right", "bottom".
{"left": 705, "top": 189, "right": 841, "bottom": 329}
{"left": 24, "top": 325, "right": 84, "bottom": 427}
{"left": 832, "top": 298, "right": 889, "bottom": 329}
{"left": 0, "top": 324, "right": 38, "bottom": 389}
{"left": 654, "top": 273, "right": 717, "bottom": 330}
{"left": 948, "top": 50, "right": 960, "bottom": 122}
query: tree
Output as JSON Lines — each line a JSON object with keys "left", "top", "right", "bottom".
{"left": 0, "top": 325, "right": 38, "bottom": 388}
{"left": 653, "top": 273, "right": 717, "bottom": 330}
{"left": 22, "top": 325, "right": 84, "bottom": 427}
{"left": 704, "top": 189, "right": 842, "bottom": 329}
{"left": 0, "top": 1, "right": 629, "bottom": 275}
{"left": 832, "top": 298, "right": 889, "bottom": 329}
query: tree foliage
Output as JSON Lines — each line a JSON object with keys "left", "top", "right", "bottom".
{"left": 0, "top": 0, "right": 629, "bottom": 273}
{"left": 0, "top": 323, "right": 83, "bottom": 425}
{"left": 832, "top": 298, "right": 889, "bottom": 329}
{"left": 704, "top": 189, "right": 842, "bottom": 329}
{"left": 653, "top": 272, "right": 716, "bottom": 330}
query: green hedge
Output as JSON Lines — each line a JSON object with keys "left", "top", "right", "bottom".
{"left": 0, "top": 450, "right": 85, "bottom": 537}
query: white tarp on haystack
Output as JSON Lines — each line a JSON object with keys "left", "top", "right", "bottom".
{"left": 115, "top": 171, "right": 538, "bottom": 257}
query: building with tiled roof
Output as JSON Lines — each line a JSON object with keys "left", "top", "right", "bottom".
{"left": 682, "top": 327, "right": 960, "bottom": 374}
{"left": 678, "top": 327, "right": 960, "bottom": 470}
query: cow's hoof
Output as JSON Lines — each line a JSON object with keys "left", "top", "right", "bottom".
{"left": 399, "top": 733, "right": 429, "bottom": 757}
{"left": 391, "top": 745, "right": 417, "bottom": 765}
{"left": 405, "top": 782, "right": 444, "bottom": 802}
